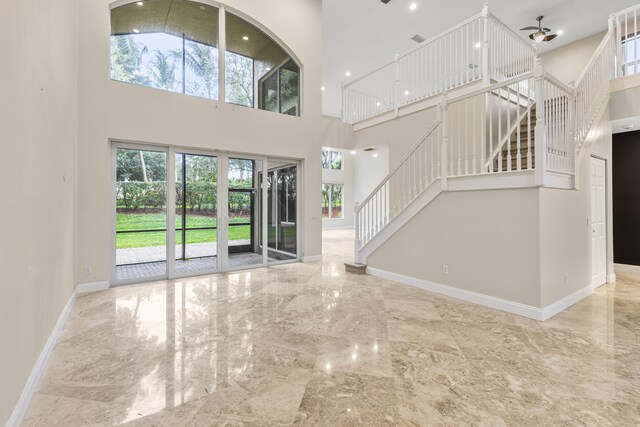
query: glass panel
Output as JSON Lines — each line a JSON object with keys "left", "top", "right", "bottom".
{"left": 110, "top": 0, "right": 219, "bottom": 99}
{"left": 322, "top": 150, "right": 343, "bottom": 170}
{"left": 322, "top": 184, "right": 330, "bottom": 219}
{"left": 267, "top": 163, "right": 297, "bottom": 261}
{"left": 330, "top": 184, "right": 343, "bottom": 219}
{"left": 228, "top": 158, "right": 263, "bottom": 269}
{"left": 116, "top": 147, "right": 167, "bottom": 281}
{"left": 279, "top": 59, "right": 299, "bottom": 115}
{"left": 225, "top": 51, "right": 254, "bottom": 107}
{"left": 175, "top": 153, "right": 217, "bottom": 275}
{"left": 261, "top": 72, "right": 279, "bottom": 112}
{"left": 225, "top": 11, "right": 299, "bottom": 115}
{"left": 331, "top": 152, "right": 343, "bottom": 170}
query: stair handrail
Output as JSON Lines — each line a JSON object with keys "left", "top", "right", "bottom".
{"left": 575, "top": 31, "right": 614, "bottom": 88}
{"left": 574, "top": 29, "right": 616, "bottom": 149}
{"left": 355, "top": 118, "right": 442, "bottom": 215}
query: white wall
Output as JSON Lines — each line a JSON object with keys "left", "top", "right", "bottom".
{"left": 541, "top": 31, "right": 606, "bottom": 84}
{"left": 354, "top": 146, "right": 389, "bottom": 204}
{"left": 76, "top": 0, "right": 350, "bottom": 284}
{"left": 322, "top": 149, "right": 355, "bottom": 228}
{"left": 0, "top": 0, "right": 78, "bottom": 423}
{"left": 539, "top": 106, "right": 613, "bottom": 306}
{"left": 367, "top": 189, "right": 542, "bottom": 306}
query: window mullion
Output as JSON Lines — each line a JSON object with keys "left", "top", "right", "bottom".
{"left": 218, "top": 5, "right": 226, "bottom": 103}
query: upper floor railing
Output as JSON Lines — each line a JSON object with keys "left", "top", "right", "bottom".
{"left": 353, "top": 2, "right": 640, "bottom": 262}
{"left": 354, "top": 63, "right": 577, "bottom": 256}
{"left": 342, "top": 4, "right": 536, "bottom": 124}
{"left": 613, "top": 4, "right": 640, "bottom": 77}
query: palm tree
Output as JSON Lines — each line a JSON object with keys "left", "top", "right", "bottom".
{"left": 178, "top": 41, "right": 219, "bottom": 99}
{"left": 148, "top": 50, "right": 177, "bottom": 91}
{"left": 110, "top": 35, "right": 149, "bottom": 85}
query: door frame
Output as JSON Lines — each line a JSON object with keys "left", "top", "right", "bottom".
{"left": 110, "top": 141, "right": 171, "bottom": 287}
{"left": 590, "top": 155, "right": 608, "bottom": 288}
{"left": 110, "top": 141, "right": 303, "bottom": 286}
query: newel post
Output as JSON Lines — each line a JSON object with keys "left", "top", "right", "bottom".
{"left": 441, "top": 93, "right": 450, "bottom": 191}
{"left": 534, "top": 58, "right": 547, "bottom": 187}
{"left": 354, "top": 202, "right": 362, "bottom": 263}
{"left": 610, "top": 15, "right": 623, "bottom": 78}
{"left": 394, "top": 51, "right": 400, "bottom": 118}
{"left": 482, "top": 2, "right": 490, "bottom": 86}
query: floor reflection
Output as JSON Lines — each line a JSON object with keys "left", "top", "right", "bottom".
{"left": 22, "top": 230, "right": 640, "bottom": 426}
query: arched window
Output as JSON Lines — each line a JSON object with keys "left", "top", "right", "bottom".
{"left": 110, "top": 0, "right": 301, "bottom": 116}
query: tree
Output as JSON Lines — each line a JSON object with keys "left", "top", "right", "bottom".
{"left": 226, "top": 52, "right": 254, "bottom": 107}
{"left": 110, "top": 35, "right": 149, "bottom": 85}
{"left": 179, "top": 41, "right": 219, "bottom": 99}
{"left": 148, "top": 50, "right": 178, "bottom": 91}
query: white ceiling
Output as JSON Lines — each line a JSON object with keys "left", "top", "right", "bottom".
{"left": 322, "top": 0, "right": 639, "bottom": 118}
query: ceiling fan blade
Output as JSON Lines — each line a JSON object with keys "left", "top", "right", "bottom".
{"left": 520, "top": 26, "right": 539, "bottom": 31}
{"left": 541, "top": 27, "right": 551, "bottom": 32}
{"left": 544, "top": 34, "right": 558, "bottom": 41}
{"left": 529, "top": 34, "right": 536, "bottom": 41}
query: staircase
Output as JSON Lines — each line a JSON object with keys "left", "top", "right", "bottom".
{"left": 346, "top": 3, "right": 639, "bottom": 264}
{"left": 494, "top": 104, "right": 536, "bottom": 172}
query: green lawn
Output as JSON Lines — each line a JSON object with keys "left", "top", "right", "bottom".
{"left": 116, "top": 212, "right": 251, "bottom": 249}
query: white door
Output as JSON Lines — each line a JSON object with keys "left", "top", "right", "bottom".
{"left": 591, "top": 157, "right": 606, "bottom": 287}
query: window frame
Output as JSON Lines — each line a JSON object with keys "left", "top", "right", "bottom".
{"left": 321, "top": 150, "right": 344, "bottom": 171}
{"left": 108, "top": 0, "right": 303, "bottom": 116}
{"left": 322, "top": 182, "right": 344, "bottom": 220}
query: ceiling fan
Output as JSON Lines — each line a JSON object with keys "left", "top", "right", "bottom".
{"left": 521, "top": 16, "right": 558, "bottom": 43}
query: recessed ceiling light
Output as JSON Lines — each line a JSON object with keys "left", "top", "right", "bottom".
{"left": 557, "top": 29, "right": 564, "bottom": 36}
{"left": 409, "top": 2, "right": 417, "bottom": 11}
{"left": 321, "top": 86, "right": 326, "bottom": 91}
{"left": 376, "top": 102, "right": 381, "bottom": 106}
{"left": 266, "top": 67, "right": 271, "bottom": 71}
{"left": 136, "top": 1, "right": 143, "bottom": 5}
{"left": 404, "top": 90, "right": 409, "bottom": 95}
{"left": 351, "top": 150, "right": 356, "bottom": 155}
{"left": 345, "top": 71, "right": 351, "bottom": 77}
{"left": 474, "top": 42, "right": 482, "bottom": 49}
{"left": 242, "top": 36, "right": 249, "bottom": 41}
{"left": 132, "top": 28, "right": 140, "bottom": 33}
{"left": 373, "top": 153, "right": 379, "bottom": 158}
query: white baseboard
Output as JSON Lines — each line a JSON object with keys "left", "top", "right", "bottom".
{"left": 367, "top": 267, "right": 594, "bottom": 322}
{"left": 6, "top": 288, "right": 77, "bottom": 426}
{"left": 76, "top": 281, "right": 109, "bottom": 294}
{"left": 607, "top": 272, "right": 617, "bottom": 283}
{"left": 7, "top": 280, "right": 109, "bottom": 426}
{"left": 302, "top": 255, "right": 323, "bottom": 263}
{"left": 614, "top": 263, "right": 640, "bottom": 274}
{"left": 367, "top": 267, "right": 545, "bottom": 321}
{"left": 540, "top": 284, "right": 595, "bottom": 321}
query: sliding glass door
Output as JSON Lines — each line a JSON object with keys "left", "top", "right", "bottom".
{"left": 266, "top": 161, "right": 298, "bottom": 262}
{"left": 175, "top": 153, "right": 218, "bottom": 275}
{"left": 115, "top": 146, "right": 168, "bottom": 282}
{"left": 112, "top": 144, "right": 300, "bottom": 284}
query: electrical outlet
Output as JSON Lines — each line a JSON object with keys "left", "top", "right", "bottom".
{"left": 84, "top": 266, "right": 92, "bottom": 275}
{"left": 442, "top": 264, "right": 449, "bottom": 275}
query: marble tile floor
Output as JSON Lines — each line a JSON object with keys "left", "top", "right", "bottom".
{"left": 24, "top": 229, "right": 640, "bottom": 425}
